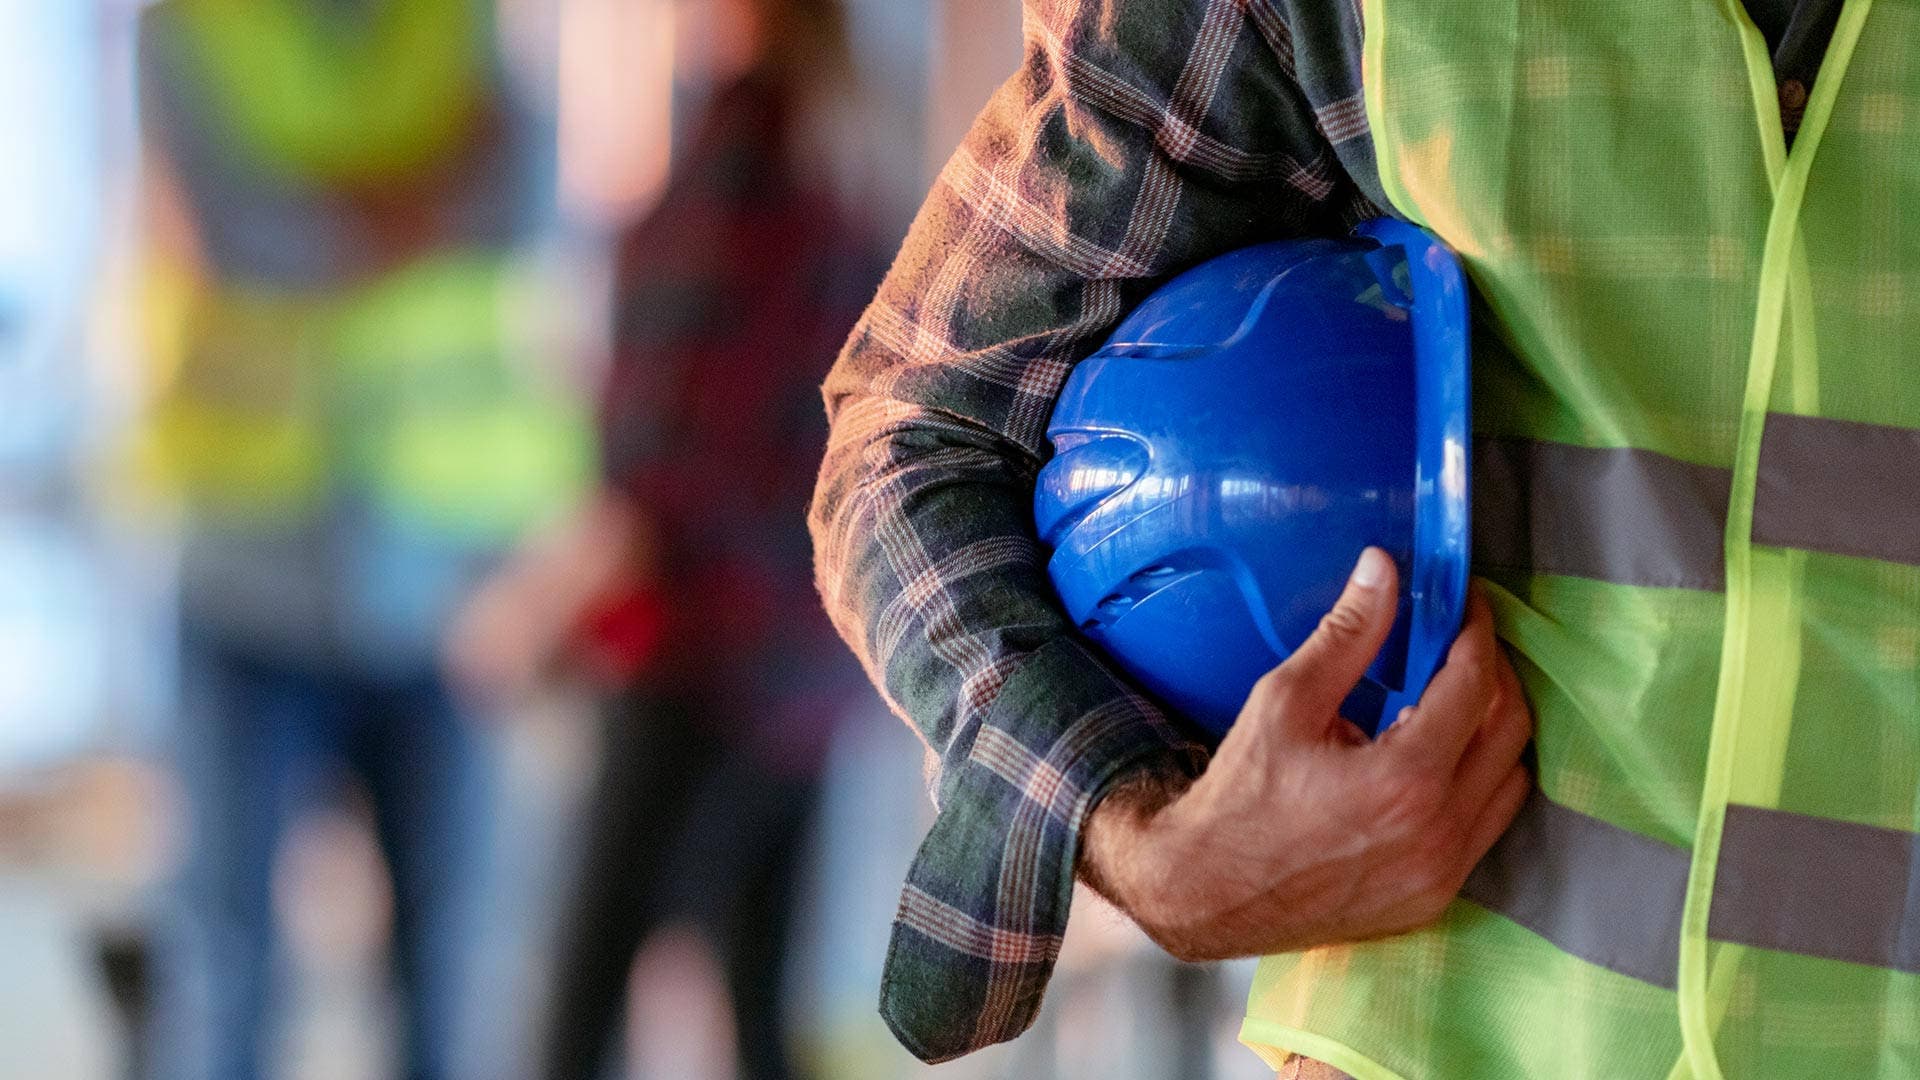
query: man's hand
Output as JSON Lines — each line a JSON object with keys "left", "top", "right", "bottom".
{"left": 1079, "top": 547, "right": 1533, "bottom": 962}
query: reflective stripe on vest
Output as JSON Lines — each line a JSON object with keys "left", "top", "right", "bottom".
{"left": 1473, "top": 438, "right": 1730, "bottom": 591}
{"left": 1473, "top": 415, "right": 1920, "bottom": 590}
{"left": 1752, "top": 413, "right": 1920, "bottom": 567}
{"left": 1463, "top": 790, "right": 1920, "bottom": 989}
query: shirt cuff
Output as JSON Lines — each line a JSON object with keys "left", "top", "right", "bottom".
{"left": 878, "top": 636, "right": 1207, "bottom": 1062}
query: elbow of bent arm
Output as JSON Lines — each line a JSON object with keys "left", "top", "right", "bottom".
{"left": 807, "top": 386, "right": 1053, "bottom": 753}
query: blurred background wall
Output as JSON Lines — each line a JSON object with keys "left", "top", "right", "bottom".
{"left": 0, "top": 2, "right": 1271, "bottom": 1079}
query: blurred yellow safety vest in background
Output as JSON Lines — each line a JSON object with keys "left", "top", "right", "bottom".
{"left": 142, "top": 251, "right": 591, "bottom": 542}
{"left": 169, "top": 0, "right": 485, "bottom": 186}
{"left": 138, "top": 0, "right": 588, "bottom": 541}
{"left": 1241, "top": 1, "right": 1920, "bottom": 1077}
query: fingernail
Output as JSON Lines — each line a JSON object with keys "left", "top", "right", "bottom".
{"left": 1351, "top": 547, "right": 1388, "bottom": 589}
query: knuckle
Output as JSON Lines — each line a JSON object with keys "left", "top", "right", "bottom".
{"left": 1164, "top": 938, "right": 1213, "bottom": 964}
{"left": 1252, "top": 666, "right": 1294, "bottom": 702}
{"left": 1378, "top": 774, "right": 1447, "bottom": 832}
{"left": 1500, "top": 702, "right": 1534, "bottom": 747}
{"left": 1246, "top": 669, "right": 1301, "bottom": 718}
{"left": 1404, "top": 844, "right": 1467, "bottom": 914}
{"left": 1149, "top": 924, "right": 1219, "bottom": 964}
{"left": 1455, "top": 651, "right": 1494, "bottom": 694}
{"left": 1316, "top": 602, "right": 1369, "bottom": 642}
{"left": 1490, "top": 703, "right": 1530, "bottom": 750}
{"left": 1486, "top": 671, "right": 1510, "bottom": 712}
{"left": 1413, "top": 883, "right": 1459, "bottom": 923}
{"left": 1507, "top": 688, "right": 1538, "bottom": 734}
{"left": 1377, "top": 806, "right": 1432, "bottom": 851}
{"left": 1394, "top": 860, "right": 1447, "bottom": 913}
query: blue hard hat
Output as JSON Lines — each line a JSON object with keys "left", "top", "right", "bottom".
{"left": 1034, "top": 219, "right": 1471, "bottom": 739}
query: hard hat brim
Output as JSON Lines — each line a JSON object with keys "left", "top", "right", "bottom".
{"left": 1355, "top": 218, "right": 1473, "bottom": 731}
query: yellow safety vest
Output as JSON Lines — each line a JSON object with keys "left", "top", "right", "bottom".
{"left": 1241, "top": 2, "right": 1920, "bottom": 1077}
{"left": 143, "top": 252, "right": 591, "bottom": 541}
{"left": 167, "top": 0, "right": 485, "bottom": 185}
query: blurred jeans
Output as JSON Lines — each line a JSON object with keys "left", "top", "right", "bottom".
{"left": 151, "top": 624, "right": 487, "bottom": 1080}
{"left": 538, "top": 686, "right": 818, "bottom": 1080}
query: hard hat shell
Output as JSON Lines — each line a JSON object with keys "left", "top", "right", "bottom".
{"left": 1035, "top": 219, "right": 1470, "bottom": 739}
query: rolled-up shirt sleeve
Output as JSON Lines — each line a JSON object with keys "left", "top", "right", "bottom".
{"left": 808, "top": 0, "right": 1371, "bottom": 1061}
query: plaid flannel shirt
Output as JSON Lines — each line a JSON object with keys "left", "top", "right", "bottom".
{"left": 810, "top": 0, "right": 1835, "bottom": 1062}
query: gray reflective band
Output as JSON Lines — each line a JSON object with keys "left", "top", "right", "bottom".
{"left": 1711, "top": 804, "right": 1920, "bottom": 974}
{"left": 1462, "top": 789, "right": 1689, "bottom": 987}
{"left": 1471, "top": 437, "right": 1729, "bottom": 591}
{"left": 1754, "top": 412, "right": 1920, "bottom": 568}
{"left": 1472, "top": 418, "right": 1920, "bottom": 586}
{"left": 1462, "top": 792, "right": 1920, "bottom": 984}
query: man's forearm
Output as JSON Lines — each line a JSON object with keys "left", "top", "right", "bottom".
{"left": 808, "top": 0, "right": 1371, "bottom": 1059}
{"left": 1077, "top": 762, "right": 1193, "bottom": 910}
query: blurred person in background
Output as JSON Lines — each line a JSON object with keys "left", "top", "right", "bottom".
{"left": 444, "top": 0, "right": 883, "bottom": 1076}
{"left": 133, "top": 1, "right": 590, "bottom": 1078}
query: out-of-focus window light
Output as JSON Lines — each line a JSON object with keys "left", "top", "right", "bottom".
{"left": 557, "top": 0, "right": 675, "bottom": 228}
{"left": 0, "top": 1, "right": 101, "bottom": 468}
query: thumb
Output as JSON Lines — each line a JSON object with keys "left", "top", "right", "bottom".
{"left": 1271, "top": 547, "right": 1400, "bottom": 717}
